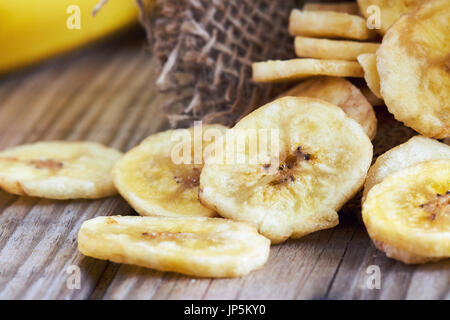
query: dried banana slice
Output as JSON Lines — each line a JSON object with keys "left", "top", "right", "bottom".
{"left": 357, "top": 0, "right": 423, "bottom": 35}
{"left": 363, "top": 136, "right": 450, "bottom": 201}
{"left": 0, "top": 141, "right": 122, "bottom": 199}
{"left": 377, "top": 0, "right": 450, "bottom": 138}
{"left": 252, "top": 59, "right": 364, "bottom": 83}
{"left": 78, "top": 216, "right": 270, "bottom": 277}
{"left": 113, "top": 125, "right": 227, "bottom": 218}
{"left": 289, "top": 9, "right": 376, "bottom": 40}
{"left": 199, "top": 97, "right": 373, "bottom": 243}
{"left": 357, "top": 53, "right": 381, "bottom": 98}
{"left": 295, "top": 36, "right": 380, "bottom": 61}
{"left": 304, "top": 2, "right": 360, "bottom": 15}
{"left": 279, "top": 76, "right": 377, "bottom": 139}
{"left": 363, "top": 160, "right": 450, "bottom": 264}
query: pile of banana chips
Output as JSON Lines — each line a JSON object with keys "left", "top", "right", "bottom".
{"left": 0, "top": 0, "right": 448, "bottom": 277}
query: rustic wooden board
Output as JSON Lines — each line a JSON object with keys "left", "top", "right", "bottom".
{"left": 0, "top": 31, "right": 448, "bottom": 300}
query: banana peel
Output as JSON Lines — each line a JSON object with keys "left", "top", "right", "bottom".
{"left": 0, "top": 0, "right": 143, "bottom": 74}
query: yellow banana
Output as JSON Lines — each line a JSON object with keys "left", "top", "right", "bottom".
{"left": 0, "top": 0, "right": 141, "bottom": 74}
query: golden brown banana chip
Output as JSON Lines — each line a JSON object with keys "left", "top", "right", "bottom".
{"left": 363, "top": 136, "right": 450, "bottom": 201}
{"left": 363, "top": 160, "right": 450, "bottom": 264}
{"left": 0, "top": 141, "right": 122, "bottom": 199}
{"left": 252, "top": 59, "right": 364, "bottom": 83}
{"left": 78, "top": 216, "right": 271, "bottom": 277}
{"left": 357, "top": 53, "right": 382, "bottom": 98}
{"left": 377, "top": 0, "right": 450, "bottom": 139}
{"left": 280, "top": 76, "right": 377, "bottom": 139}
{"left": 113, "top": 124, "right": 227, "bottom": 218}
{"left": 295, "top": 36, "right": 380, "bottom": 61}
{"left": 357, "top": 0, "right": 424, "bottom": 35}
{"left": 304, "top": 2, "right": 360, "bottom": 15}
{"left": 199, "top": 97, "right": 373, "bottom": 243}
{"left": 289, "top": 9, "right": 376, "bottom": 40}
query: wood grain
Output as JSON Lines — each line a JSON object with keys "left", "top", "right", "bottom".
{"left": 0, "top": 30, "right": 448, "bottom": 300}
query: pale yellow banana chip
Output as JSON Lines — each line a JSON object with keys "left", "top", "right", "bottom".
{"left": 199, "top": 97, "right": 373, "bottom": 243}
{"left": 357, "top": 53, "right": 382, "bottom": 98}
{"left": 377, "top": 0, "right": 450, "bottom": 139}
{"left": 280, "top": 76, "right": 377, "bottom": 139}
{"left": 113, "top": 124, "right": 227, "bottom": 218}
{"left": 0, "top": 141, "right": 122, "bottom": 199}
{"left": 363, "top": 135, "right": 450, "bottom": 201}
{"left": 304, "top": 2, "right": 360, "bottom": 15}
{"left": 363, "top": 159, "right": 450, "bottom": 264}
{"left": 357, "top": 0, "right": 424, "bottom": 35}
{"left": 78, "top": 216, "right": 270, "bottom": 277}
{"left": 252, "top": 59, "right": 364, "bottom": 83}
{"left": 289, "top": 9, "right": 376, "bottom": 40}
{"left": 295, "top": 36, "right": 379, "bottom": 61}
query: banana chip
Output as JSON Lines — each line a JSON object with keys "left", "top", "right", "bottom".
{"left": 363, "top": 136, "right": 450, "bottom": 201}
{"left": 363, "top": 160, "right": 450, "bottom": 264}
{"left": 199, "top": 97, "right": 373, "bottom": 243}
{"left": 113, "top": 124, "right": 227, "bottom": 218}
{"left": 0, "top": 141, "right": 122, "bottom": 199}
{"left": 357, "top": 0, "right": 423, "bottom": 35}
{"left": 357, "top": 53, "right": 381, "bottom": 98}
{"left": 304, "top": 2, "right": 360, "bottom": 15}
{"left": 295, "top": 36, "right": 379, "bottom": 61}
{"left": 377, "top": 0, "right": 450, "bottom": 138}
{"left": 289, "top": 9, "right": 376, "bottom": 40}
{"left": 280, "top": 76, "right": 377, "bottom": 139}
{"left": 78, "top": 216, "right": 270, "bottom": 277}
{"left": 252, "top": 59, "right": 364, "bottom": 83}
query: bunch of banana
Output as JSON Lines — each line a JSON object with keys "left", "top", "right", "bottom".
{"left": 0, "top": 0, "right": 141, "bottom": 74}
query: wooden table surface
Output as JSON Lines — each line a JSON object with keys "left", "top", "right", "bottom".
{"left": 0, "top": 30, "right": 448, "bottom": 300}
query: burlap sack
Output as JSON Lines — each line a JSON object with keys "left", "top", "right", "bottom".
{"left": 138, "top": 0, "right": 298, "bottom": 127}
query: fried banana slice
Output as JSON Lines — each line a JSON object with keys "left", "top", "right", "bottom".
{"left": 304, "top": 2, "right": 360, "bottom": 15}
{"left": 280, "top": 76, "right": 377, "bottom": 139}
{"left": 199, "top": 97, "right": 373, "bottom": 243}
{"left": 252, "top": 59, "right": 364, "bottom": 83}
{"left": 357, "top": 53, "right": 382, "bottom": 98}
{"left": 295, "top": 36, "right": 379, "bottom": 61}
{"left": 78, "top": 216, "right": 270, "bottom": 277}
{"left": 363, "top": 136, "right": 450, "bottom": 201}
{"left": 363, "top": 160, "right": 450, "bottom": 264}
{"left": 113, "top": 124, "right": 227, "bottom": 217}
{"left": 377, "top": 0, "right": 450, "bottom": 138}
{"left": 0, "top": 141, "right": 122, "bottom": 199}
{"left": 289, "top": 9, "right": 376, "bottom": 40}
{"left": 357, "top": 0, "right": 424, "bottom": 35}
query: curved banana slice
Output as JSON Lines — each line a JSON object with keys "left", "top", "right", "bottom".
{"left": 0, "top": 141, "right": 122, "bottom": 199}
{"left": 363, "top": 160, "right": 450, "bottom": 264}
{"left": 295, "top": 36, "right": 380, "bottom": 61}
{"left": 280, "top": 76, "right": 377, "bottom": 139}
{"left": 78, "top": 216, "right": 270, "bottom": 277}
{"left": 377, "top": 0, "right": 450, "bottom": 139}
{"left": 199, "top": 97, "right": 373, "bottom": 243}
{"left": 357, "top": 0, "right": 423, "bottom": 35}
{"left": 289, "top": 9, "right": 376, "bottom": 40}
{"left": 252, "top": 59, "right": 364, "bottom": 83}
{"left": 113, "top": 124, "right": 227, "bottom": 218}
{"left": 357, "top": 53, "right": 381, "bottom": 98}
{"left": 363, "top": 136, "right": 450, "bottom": 201}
